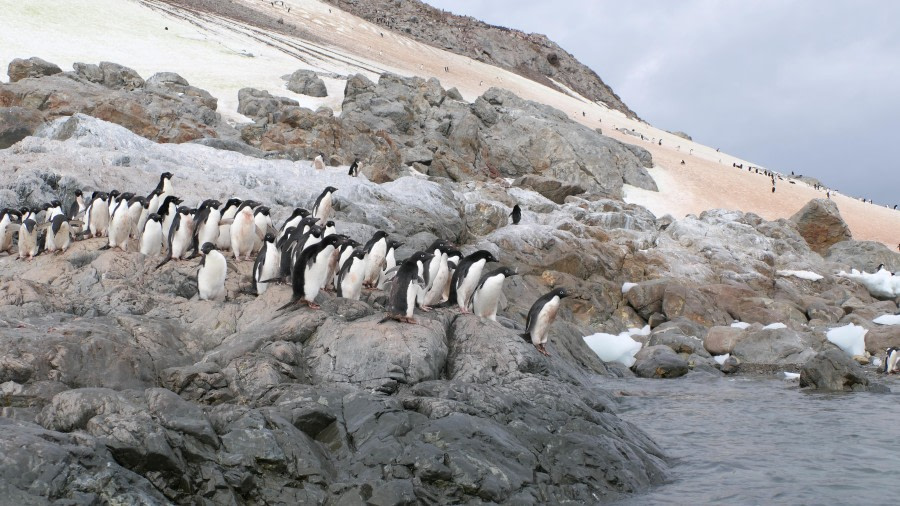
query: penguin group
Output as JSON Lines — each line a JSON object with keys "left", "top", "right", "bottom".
{"left": 0, "top": 171, "right": 572, "bottom": 356}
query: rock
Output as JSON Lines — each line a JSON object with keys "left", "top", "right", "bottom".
{"left": 98, "top": 61, "right": 145, "bottom": 90}
{"left": 7, "top": 57, "right": 62, "bottom": 82}
{"left": 632, "top": 345, "right": 689, "bottom": 378}
{"left": 703, "top": 326, "right": 748, "bottom": 355}
{"left": 720, "top": 356, "right": 740, "bottom": 374}
{"left": 73, "top": 62, "right": 104, "bottom": 83}
{"left": 825, "top": 240, "right": 900, "bottom": 273}
{"left": 286, "top": 69, "right": 328, "bottom": 97}
{"left": 237, "top": 87, "right": 299, "bottom": 119}
{"left": 621, "top": 141, "right": 654, "bottom": 168}
{"left": 648, "top": 329, "right": 708, "bottom": 357}
{"left": 515, "top": 174, "right": 586, "bottom": 204}
{"left": 0, "top": 107, "right": 44, "bottom": 149}
{"left": 790, "top": 198, "right": 852, "bottom": 254}
{"left": 732, "top": 328, "right": 820, "bottom": 366}
{"left": 864, "top": 326, "right": 900, "bottom": 354}
{"left": 799, "top": 349, "right": 870, "bottom": 392}
{"left": 669, "top": 130, "right": 692, "bottom": 141}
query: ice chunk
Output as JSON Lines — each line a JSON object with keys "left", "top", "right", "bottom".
{"left": 731, "top": 321, "right": 751, "bottom": 329}
{"left": 713, "top": 353, "right": 730, "bottom": 365}
{"left": 763, "top": 323, "right": 787, "bottom": 330}
{"left": 826, "top": 324, "right": 868, "bottom": 357}
{"left": 836, "top": 268, "right": 900, "bottom": 299}
{"left": 583, "top": 332, "right": 643, "bottom": 367}
{"left": 776, "top": 270, "right": 824, "bottom": 281}
{"left": 622, "top": 282, "right": 638, "bottom": 294}
{"left": 782, "top": 372, "right": 800, "bottom": 380}
{"left": 873, "top": 314, "right": 900, "bottom": 326}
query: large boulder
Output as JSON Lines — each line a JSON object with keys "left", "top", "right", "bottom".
{"left": 704, "top": 326, "right": 748, "bottom": 355}
{"left": 825, "top": 240, "right": 900, "bottom": 273}
{"left": 286, "top": 69, "right": 328, "bottom": 97}
{"left": 799, "top": 349, "right": 870, "bottom": 391}
{"left": 514, "top": 174, "right": 586, "bottom": 204}
{"left": 7, "top": 57, "right": 62, "bottom": 82}
{"left": 790, "top": 198, "right": 852, "bottom": 254}
{"left": 0, "top": 107, "right": 44, "bottom": 148}
{"left": 632, "top": 345, "right": 689, "bottom": 378}
{"left": 731, "top": 327, "right": 820, "bottom": 366}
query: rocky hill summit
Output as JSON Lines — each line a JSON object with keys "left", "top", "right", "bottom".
{"left": 1, "top": 58, "right": 899, "bottom": 504}
{"left": 322, "top": 0, "right": 639, "bottom": 119}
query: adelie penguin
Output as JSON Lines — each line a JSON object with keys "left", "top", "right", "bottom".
{"left": 230, "top": 201, "right": 260, "bottom": 261}
{"left": 279, "top": 234, "right": 343, "bottom": 311}
{"left": 43, "top": 214, "right": 78, "bottom": 254}
{"left": 216, "top": 198, "right": 242, "bottom": 250}
{"left": 362, "top": 230, "right": 389, "bottom": 288}
{"left": 0, "top": 208, "right": 23, "bottom": 254}
{"left": 348, "top": 158, "right": 360, "bottom": 177}
{"left": 192, "top": 199, "right": 223, "bottom": 255}
{"left": 381, "top": 251, "right": 432, "bottom": 324}
{"left": 197, "top": 242, "right": 227, "bottom": 301}
{"left": 885, "top": 347, "right": 900, "bottom": 374}
{"left": 444, "top": 250, "right": 498, "bottom": 312}
{"left": 85, "top": 191, "right": 110, "bottom": 238}
{"left": 470, "top": 266, "right": 517, "bottom": 321}
{"left": 521, "top": 287, "right": 570, "bottom": 356}
{"left": 253, "top": 232, "right": 280, "bottom": 295}
{"left": 312, "top": 186, "right": 337, "bottom": 225}
{"left": 336, "top": 248, "right": 367, "bottom": 301}
{"left": 156, "top": 206, "right": 195, "bottom": 268}
{"left": 510, "top": 204, "right": 521, "bottom": 225}
{"left": 17, "top": 218, "right": 39, "bottom": 260}
{"left": 140, "top": 213, "right": 163, "bottom": 257}
{"left": 313, "top": 153, "right": 326, "bottom": 171}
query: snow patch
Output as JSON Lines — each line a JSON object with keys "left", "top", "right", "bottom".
{"left": 621, "top": 282, "right": 638, "bottom": 294}
{"left": 836, "top": 268, "right": 900, "bottom": 299}
{"left": 731, "top": 322, "right": 751, "bottom": 329}
{"left": 776, "top": 269, "right": 823, "bottom": 281}
{"left": 826, "top": 324, "right": 868, "bottom": 357}
{"left": 713, "top": 353, "right": 730, "bottom": 365}
{"left": 873, "top": 314, "right": 900, "bottom": 326}
{"left": 782, "top": 372, "right": 800, "bottom": 381}
{"left": 762, "top": 323, "right": 787, "bottom": 330}
{"left": 583, "top": 329, "right": 644, "bottom": 367}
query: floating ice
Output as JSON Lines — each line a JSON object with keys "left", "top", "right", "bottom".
{"left": 836, "top": 268, "right": 900, "bottom": 299}
{"left": 873, "top": 314, "right": 900, "bottom": 326}
{"left": 622, "top": 282, "right": 638, "bottom": 294}
{"left": 713, "top": 353, "right": 730, "bottom": 365}
{"left": 826, "top": 323, "right": 868, "bottom": 357}
{"left": 776, "top": 270, "right": 824, "bottom": 281}
{"left": 762, "top": 323, "right": 787, "bottom": 330}
{"left": 782, "top": 372, "right": 800, "bottom": 380}
{"left": 731, "top": 322, "right": 751, "bottom": 329}
{"left": 583, "top": 330, "right": 643, "bottom": 367}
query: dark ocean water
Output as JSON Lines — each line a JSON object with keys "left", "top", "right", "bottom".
{"left": 604, "top": 373, "right": 900, "bottom": 505}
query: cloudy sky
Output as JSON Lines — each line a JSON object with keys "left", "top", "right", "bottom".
{"left": 426, "top": 0, "right": 900, "bottom": 206}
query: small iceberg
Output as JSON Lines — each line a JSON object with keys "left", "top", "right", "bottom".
{"left": 826, "top": 323, "right": 868, "bottom": 357}
{"left": 776, "top": 270, "right": 824, "bottom": 281}
{"left": 873, "top": 314, "right": 900, "bottom": 326}
{"left": 763, "top": 322, "right": 787, "bottom": 330}
{"left": 584, "top": 329, "right": 643, "bottom": 367}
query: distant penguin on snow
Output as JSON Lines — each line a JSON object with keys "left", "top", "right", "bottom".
{"left": 313, "top": 153, "right": 326, "bottom": 171}
{"left": 521, "top": 287, "right": 570, "bottom": 356}
{"left": 470, "top": 266, "right": 517, "bottom": 321}
{"left": 197, "top": 242, "right": 227, "bottom": 301}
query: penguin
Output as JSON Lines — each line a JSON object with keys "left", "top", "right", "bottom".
{"left": 334, "top": 238, "right": 360, "bottom": 286}
{"left": 322, "top": 234, "right": 348, "bottom": 292}
{"left": 348, "top": 158, "right": 360, "bottom": 177}
{"left": 85, "top": 191, "right": 110, "bottom": 238}
{"left": 470, "top": 267, "right": 517, "bottom": 321}
{"left": 216, "top": 198, "right": 242, "bottom": 250}
{"left": 336, "top": 248, "right": 367, "bottom": 300}
{"left": 446, "top": 250, "right": 498, "bottom": 312}
{"left": 156, "top": 206, "right": 195, "bottom": 268}
{"left": 106, "top": 194, "right": 132, "bottom": 251}
{"left": 43, "top": 214, "right": 75, "bottom": 253}
{"left": 146, "top": 188, "right": 163, "bottom": 215}
{"left": 521, "top": 287, "right": 571, "bottom": 356}
{"left": 277, "top": 217, "right": 319, "bottom": 280}
{"left": 68, "top": 190, "right": 86, "bottom": 220}
{"left": 885, "top": 347, "right": 900, "bottom": 374}
{"left": 510, "top": 204, "right": 521, "bottom": 225}
{"left": 253, "top": 232, "right": 280, "bottom": 295}
{"left": 442, "top": 248, "right": 463, "bottom": 301}
{"left": 422, "top": 248, "right": 450, "bottom": 306}
{"left": 158, "top": 195, "right": 183, "bottom": 239}
{"left": 17, "top": 218, "right": 39, "bottom": 260}
{"left": 155, "top": 171, "right": 174, "bottom": 202}
{"left": 362, "top": 230, "right": 389, "bottom": 288}
{"left": 377, "top": 239, "right": 403, "bottom": 289}
{"left": 230, "top": 201, "right": 260, "bottom": 261}
{"left": 192, "top": 199, "right": 223, "bottom": 256}
{"left": 323, "top": 220, "right": 336, "bottom": 237}
{"left": 380, "top": 251, "right": 432, "bottom": 324}
{"left": 279, "top": 234, "right": 343, "bottom": 310}
{"left": 312, "top": 186, "right": 337, "bottom": 225}
{"left": 140, "top": 213, "right": 163, "bottom": 257}
{"left": 126, "top": 196, "right": 147, "bottom": 239}
{"left": 313, "top": 154, "right": 326, "bottom": 171}
{"left": 45, "top": 200, "right": 64, "bottom": 222}
{"left": 0, "top": 208, "right": 22, "bottom": 254}
{"left": 252, "top": 206, "right": 274, "bottom": 252}
{"left": 197, "top": 242, "right": 227, "bottom": 301}
{"left": 277, "top": 207, "right": 309, "bottom": 242}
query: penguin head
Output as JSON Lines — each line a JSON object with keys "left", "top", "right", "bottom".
{"left": 74, "top": 189, "right": 83, "bottom": 197}
{"left": 255, "top": 206, "right": 271, "bottom": 216}
{"left": 321, "top": 234, "right": 343, "bottom": 247}
{"left": 876, "top": 263, "right": 886, "bottom": 272}
{"left": 148, "top": 213, "right": 161, "bottom": 222}
{"left": 372, "top": 230, "right": 388, "bottom": 241}
{"left": 470, "top": 250, "right": 498, "bottom": 263}
{"left": 41, "top": 202, "right": 51, "bottom": 211}
{"left": 324, "top": 186, "right": 338, "bottom": 194}
{"left": 264, "top": 232, "right": 276, "bottom": 243}
{"left": 201, "top": 199, "right": 222, "bottom": 210}
{"left": 325, "top": 220, "right": 336, "bottom": 228}
{"left": 496, "top": 266, "right": 517, "bottom": 278}
{"left": 289, "top": 207, "right": 309, "bottom": 219}
{"left": 224, "top": 198, "right": 242, "bottom": 210}
{"left": 200, "top": 242, "right": 217, "bottom": 255}
{"left": 108, "top": 190, "right": 120, "bottom": 199}
{"left": 120, "top": 192, "right": 135, "bottom": 202}
{"left": 51, "top": 199, "right": 62, "bottom": 208}
{"left": 409, "top": 251, "right": 432, "bottom": 264}
{"left": 388, "top": 239, "right": 404, "bottom": 251}
{"left": 551, "top": 287, "right": 571, "bottom": 299}
{"left": 160, "top": 171, "right": 173, "bottom": 181}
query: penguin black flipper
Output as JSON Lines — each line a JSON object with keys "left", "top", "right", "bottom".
{"left": 155, "top": 212, "right": 181, "bottom": 269}
{"left": 252, "top": 241, "right": 267, "bottom": 293}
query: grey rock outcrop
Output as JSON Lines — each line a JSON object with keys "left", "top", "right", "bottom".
{"left": 0, "top": 106, "right": 44, "bottom": 149}
{"left": 7, "top": 56, "right": 62, "bottom": 82}
{"left": 799, "top": 349, "right": 871, "bottom": 392}
{"left": 790, "top": 198, "right": 852, "bottom": 254}
{"left": 732, "top": 327, "right": 821, "bottom": 366}
{"left": 825, "top": 240, "right": 900, "bottom": 273}
{"left": 632, "top": 346, "right": 689, "bottom": 378}
{"left": 286, "top": 69, "right": 327, "bottom": 97}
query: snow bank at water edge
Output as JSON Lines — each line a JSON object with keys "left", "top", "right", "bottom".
{"left": 826, "top": 324, "right": 868, "bottom": 357}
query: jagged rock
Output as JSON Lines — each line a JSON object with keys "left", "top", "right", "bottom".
{"left": 825, "top": 240, "right": 900, "bottom": 273}
{"left": 799, "top": 349, "right": 870, "bottom": 391}
{"left": 0, "top": 106, "right": 44, "bottom": 148}
{"left": 515, "top": 174, "right": 586, "bottom": 204}
{"left": 237, "top": 87, "right": 299, "bottom": 119}
{"left": 286, "top": 69, "right": 327, "bottom": 97}
{"left": 790, "top": 198, "right": 852, "bottom": 254}
{"left": 7, "top": 56, "right": 62, "bottom": 82}
{"left": 97, "top": 61, "right": 145, "bottom": 90}
{"left": 621, "top": 142, "right": 654, "bottom": 168}
{"left": 648, "top": 329, "right": 709, "bottom": 357}
{"left": 864, "top": 326, "right": 900, "bottom": 354}
{"left": 145, "top": 72, "right": 217, "bottom": 110}
{"left": 632, "top": 345, "right": 689, "bottom": 378}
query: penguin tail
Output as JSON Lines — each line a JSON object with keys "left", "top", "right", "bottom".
{"left": 260, "top": 277, "right": 282, "bottom": 284}
{"left": 277, "top": 297, "right": 299, "bottom": 312}
{"left": 98, "top": 245, "right": 111, "bottom": 251}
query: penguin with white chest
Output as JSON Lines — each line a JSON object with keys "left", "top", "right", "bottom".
{"left": 230, "top": 201, "right": 260, "bottom": 261}
{"left": 197, "top": 242, "right": 227, "bottom": 301}
{"left": 278, "top": 234, "right": 343, "bottom": 310}
{"left": 192, "top": 199, "right": 222, "bottom": 256}
{"left": 156, "top": 207, "right": 195, "bottom": 268}
{"left": 17, "top": 218, "right": 39, "bottom": 260}
{"left": 253, "top": 232, "right": 281, "bottom": 295}
{"left": 312, "top": 186, "right": 337, "bottom": 225}
{"left": 43, "top": 214, "right": 76, "bottom": 253}
{"left": 252, "top": 206, "right": 274, "bottom": 252}
{"left": 105, "top": 194, "right": 132, "bottom": 251}
{"left": 216, "top": 198, "right": 242, "bottom": 250}
{"left": 380, "top": 251, "right": 432, "bottom": 324}
{"left": 521, "top": 287, "right": 570, "bottom": 356}
{"left": 470, "top": 267, "right": 517, "bottom": 321}
{"left": 362, "top": 230, "right": 389, "bottom": 288}
{"left": 140, "top": 213, "right": 164, "bottom": 257}
{"left": 445, "top": 250, "right": 497, "bottom": 312}
{"left": 885, "top": 347, "right": 900, "bottom": 374}
{"left": 85, "top": 191, "right": 110, "bottom": 238}
{"left": 336, "top": 248, "right": 367, "bottom": 300}
{"left": 377, "top": 239, "right": 403, "bottom": 289}
{"left": 0, "top": 208, "right": 22, "bottom": 254}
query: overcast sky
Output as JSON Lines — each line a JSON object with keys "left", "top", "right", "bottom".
{"left": 426, "top": 0, "right": 900, "bottom": 206}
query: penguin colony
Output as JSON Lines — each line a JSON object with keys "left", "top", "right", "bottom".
{"left": 0, "top": 172, "right": 569, "bottom": 356}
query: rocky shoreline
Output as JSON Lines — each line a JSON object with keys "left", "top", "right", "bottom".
{"left": 2, "top": 58, "right": 899, "bottom": 504}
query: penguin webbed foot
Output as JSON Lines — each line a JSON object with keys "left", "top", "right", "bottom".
{"left": 419, "top": 305, "right": 432, "bottom": 312}
{"left": 306, "top": 300, "right": 321, "bottom": 310}
{"left": 535, "top": 344, "right": 551, "bottom": 357}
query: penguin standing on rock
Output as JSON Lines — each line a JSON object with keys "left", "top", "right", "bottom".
{"left": 336, "top": 248, "right": 367, "bottom": 300}
{"left": 85, "top": 192, "right": 110, "bottom": 238}
{"left": 17, "top": 218, "right": 39, "bottom": 260}
{"left": 197, "top": 242, "right": 227, "bottom": 301}
{"left": 43, "top": 214, "right": 77, "bottom": 253}
{"left": 445, "top": 250, "right": 498, "bottom": 312}
{"left": 362, "top": 230, "right": 389, "bottom": 288}
{"left": 279, "top": 234, "right": 343, "bottom": 310}
{"left": 348, "top": 158, "right": 360, "bottom": 177}
{"left": 0, "top": 209, "right": 22, "bottom": 254}
{"left": 193, "top": 199, "right": 222, "bottom": 254}
{"left": 470, "top": 267, "right": 517, "bottom": 321}
{"left": 381, "top": 251, "right": 432, "bottom": 324}
{"left": 510, "top": 204, "right": 521, "bottom": 225}
{"left": 140, "top": 213, "right": 163, "bottom": 257}
{"left": 885, "top": 347, "right": 900, "bottom": 374}
{"left": 521, "top": 287, "right": 570, "bottom": 356}
{"left": 156, "top": 206, "right": 195, "bottom": 268}
{"left": 230, "top": 201, "right": 260, "bottom": 261}
{"left": 216, "top": 198, "right": 242, "bottom": 250}
{"left": 253, "top": 232, "right": 281, "bottom": 295}
{"left": 312, "top": 186, "right": 337, "bottom": 225}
